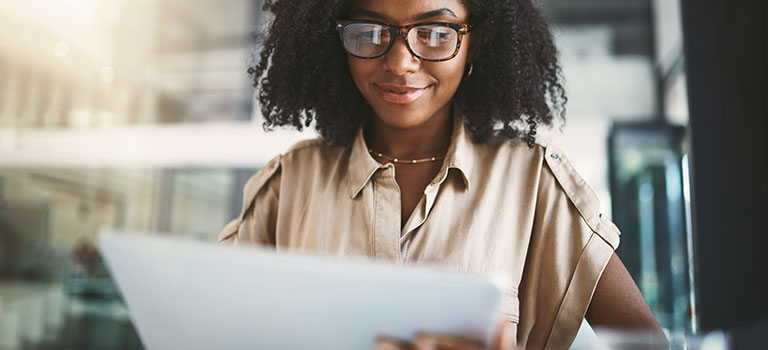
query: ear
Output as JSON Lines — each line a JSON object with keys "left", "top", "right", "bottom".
{"left": 467, "top": 25, "right": 483, "bottom": 62}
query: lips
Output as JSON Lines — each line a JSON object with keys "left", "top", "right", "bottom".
{"left": 374, "top": 84, "right": 430, "bottom": 105}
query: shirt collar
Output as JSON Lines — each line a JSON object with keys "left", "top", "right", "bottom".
{"left": 348, "top": 127, "right": 384, "bottom": 198}
{"left": 438, "top": 107, "right": 473, "bottom": 190}
{"left": 347, "top": 107, "right": 474, "bottom": 199}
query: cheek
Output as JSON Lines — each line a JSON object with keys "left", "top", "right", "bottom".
{"left": 347, "top": 58, "right": 372, "bottom": 91}
{"left": 432, "top": 61, "right": 467, "bottom": 95}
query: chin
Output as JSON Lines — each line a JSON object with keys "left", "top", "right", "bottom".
{"left": 371, "top": 106, "right": 434, "bottom": 130}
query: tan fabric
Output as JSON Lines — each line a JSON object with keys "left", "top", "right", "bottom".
{"left": 218, "top": 110, "right": 620, "bottom": 349}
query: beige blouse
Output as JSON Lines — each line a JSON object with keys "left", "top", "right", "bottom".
{"left": 218, "top": 111, "right": 620, "bottom": 349}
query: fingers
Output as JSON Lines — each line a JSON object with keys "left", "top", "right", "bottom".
{"left": 412, "top": 333, "right": 484, "bottom": 350}
{"left": 376, "top": 333, "right": 484, "bottom": 350}
{"left": 376, "top": 336, "right": 410, "bottom": 350}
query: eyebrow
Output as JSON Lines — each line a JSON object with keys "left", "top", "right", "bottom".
{"left": 349, "top": 7, "right": 458, "bottom": 21}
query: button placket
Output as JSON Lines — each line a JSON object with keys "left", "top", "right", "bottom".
{"left": 371, "top": 167, "right": 402, "bottom": 262}
{"left": 400, "top": 183, "right": 440, "bottom": 249}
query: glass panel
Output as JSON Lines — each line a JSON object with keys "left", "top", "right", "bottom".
{"left": 0, "top": 167, "right": 255, "bottom": 349}
{"left": 608, "top": 124, "right": 693, "bottom": 333}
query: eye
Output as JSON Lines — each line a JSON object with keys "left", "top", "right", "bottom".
{"left": 415, "top": 27, "right": 453, "bottom": 46}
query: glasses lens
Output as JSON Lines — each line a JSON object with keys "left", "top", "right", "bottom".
{"left": 342, "top": 23, "right": 391, "bottom": 57}
{"left": 407, "top": 24, "right": 458, "bottom": 60}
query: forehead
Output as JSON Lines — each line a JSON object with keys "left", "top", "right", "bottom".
{"left": 349, "top": 0, "right": 468, "bottom": 24}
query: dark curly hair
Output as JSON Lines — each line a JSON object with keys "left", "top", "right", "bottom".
{"left": 249, "top": 0, "right": 566, "bottom": 147}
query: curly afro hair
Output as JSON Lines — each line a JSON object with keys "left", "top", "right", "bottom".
{"left": 250, "top": 0, "right": 566, "bottom": 147}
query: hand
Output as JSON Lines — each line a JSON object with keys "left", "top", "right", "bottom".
{"left": 375, "top": 321, "right": 516, "bottom": 350}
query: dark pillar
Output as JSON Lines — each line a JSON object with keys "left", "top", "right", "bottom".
{"left": 681, "top": 0, "right": 768, "bottom": 331}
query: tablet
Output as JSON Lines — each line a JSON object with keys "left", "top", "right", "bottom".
{"left": 99, "top": 231, "right": 504, "bottom": 349}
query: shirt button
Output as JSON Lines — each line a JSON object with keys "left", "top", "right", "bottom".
{"left": 550, "top": 153, "right": 560, "bottom": 161}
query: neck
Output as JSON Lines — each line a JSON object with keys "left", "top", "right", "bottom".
{"left": 366, "top": 107, "right": 453, "bottom": 159}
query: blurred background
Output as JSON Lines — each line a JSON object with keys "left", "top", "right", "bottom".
{"left": 0, "top": 0, "right": 757, "bottom": 349}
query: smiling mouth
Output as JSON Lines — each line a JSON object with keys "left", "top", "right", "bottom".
{"left": 374, "top": 84, "right": 431, "bottom": 104}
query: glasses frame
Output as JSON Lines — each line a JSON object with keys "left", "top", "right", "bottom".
{"left": 335, "top": 20, "right": 474, "bottom": 62}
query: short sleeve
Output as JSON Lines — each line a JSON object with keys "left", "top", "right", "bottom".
{"left": 218, "top": 155, "right": 282, "bottom": 245}
{"left": 517, "top": 144, "right": 620, "bottom": 349}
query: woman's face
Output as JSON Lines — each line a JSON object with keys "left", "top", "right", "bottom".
{"left": 346, "top": 0, "right": 471, "bottom": 130}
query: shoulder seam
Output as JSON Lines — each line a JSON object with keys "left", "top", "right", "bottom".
{"left": 492, "top": 136, "right": 547, "bottom": 154}
{"left": 542, "top": 144, "right": 621, "bottom": 249}
{"left": 283, "top": 137, "right": 331, "bottom": 155}
{"left": 239, "top": 154, "right": 282, "bottom": 220}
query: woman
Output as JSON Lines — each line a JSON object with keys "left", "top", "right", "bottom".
{"left": 220, "top": 0, "right": 663, "bottom": 348}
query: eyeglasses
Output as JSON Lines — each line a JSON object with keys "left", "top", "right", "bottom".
{"left": 335, "top": 20, "right": 473, "bottom": 62}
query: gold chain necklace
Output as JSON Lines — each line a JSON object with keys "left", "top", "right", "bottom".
{"left": 368, "top": 149, "right": 445, "bottom": 164}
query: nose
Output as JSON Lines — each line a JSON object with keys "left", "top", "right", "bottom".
{"left": 382, "top": 36, "right": 420, "bottom": 76}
